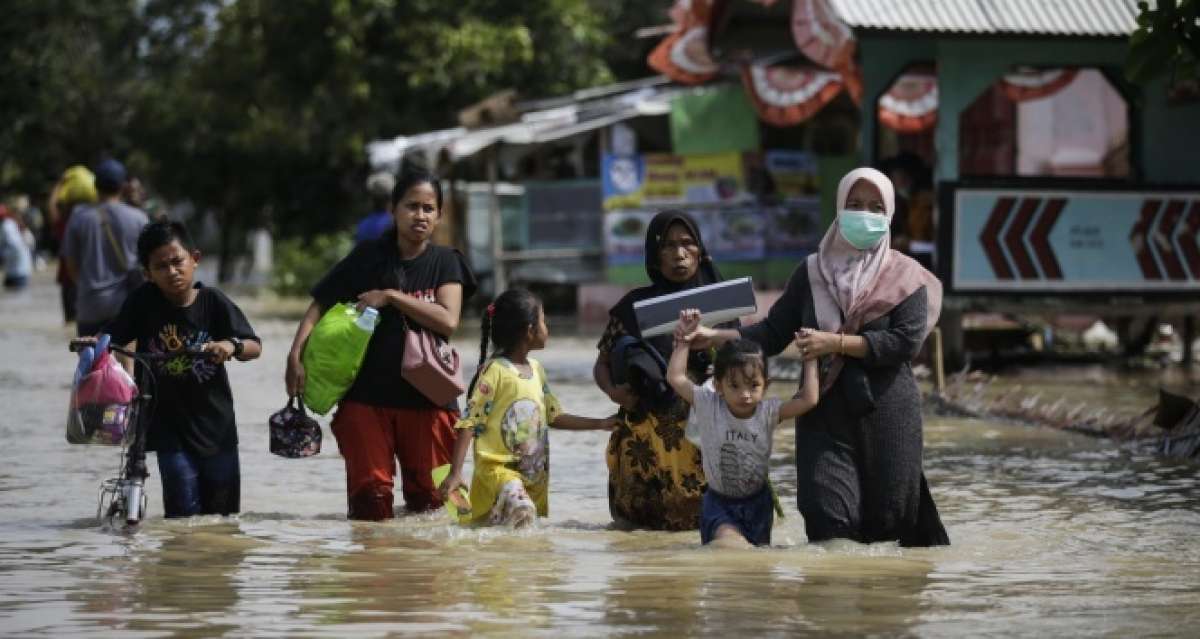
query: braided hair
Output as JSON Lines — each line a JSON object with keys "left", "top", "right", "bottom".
{"left": 468, "top": 288, "right": 543, "bottom": 395}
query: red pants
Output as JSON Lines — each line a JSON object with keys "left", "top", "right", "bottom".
{"left": 331, "top": 401, "right": 458, "bottom": 521}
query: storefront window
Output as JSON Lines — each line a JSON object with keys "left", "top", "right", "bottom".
{"left": 960, "top": 68, "right": 1130, "bottom": 179}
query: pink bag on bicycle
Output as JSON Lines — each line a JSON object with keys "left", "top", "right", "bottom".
{"left": 401, "top": 320, "right": 465, "bottom": 406}
{"left": 68, "top": 348, "right": 138, "bottom": 445}
{"left": 75, "top": 349, "right": 137, "bottom": 407}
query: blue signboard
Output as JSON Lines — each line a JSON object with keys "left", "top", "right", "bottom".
{"left": 950, "top": 187, "right": 1200, "bottom": 292}
{"left": 602, "top": 155, "right": 645, "bottom": 205}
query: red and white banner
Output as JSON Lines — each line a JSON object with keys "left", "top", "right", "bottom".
{"left": 878, "top": 69, "right": 938, "bottom": 133}
{"left": 741, "top": 63, "right": 843, "bottom": 126}
{"left": 1000, "top": 68, "right": 1078, "bottom": 102}
{"left": 789, "top": 0, "right": 855, "bottom": 71}
{"left": 648, "top": 0, "right": 719, "bottom": 85}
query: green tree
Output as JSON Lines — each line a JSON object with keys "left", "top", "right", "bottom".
{"left": 0, "top": 0, "right": 143, "bottom": 195}
{"left": 1, "top": 0, "right": 668, "bottom": 281}
{"left": 1127, "top": 0, "right": 1199, "bottom": 84}
{"left": 136, "top": 0, "right": 640, "bottom": 280}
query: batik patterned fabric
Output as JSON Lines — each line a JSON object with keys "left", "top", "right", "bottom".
{"left": 598, "top": 317, "right": 708, "bottom": 531}
{"left": 455, "top": 357, "right": 560, "bottom": 525}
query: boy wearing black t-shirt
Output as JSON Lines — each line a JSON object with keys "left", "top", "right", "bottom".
{"left": 105, "top": 221, "right": 261, "bottom": 518}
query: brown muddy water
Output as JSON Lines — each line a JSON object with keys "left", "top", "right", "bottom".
{"left": 2, "top": 278, "right": 1199, "bottom": 637}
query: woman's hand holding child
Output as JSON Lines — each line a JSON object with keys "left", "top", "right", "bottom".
{"left": 793, "top": 327, "right": 867, "bottom": 361}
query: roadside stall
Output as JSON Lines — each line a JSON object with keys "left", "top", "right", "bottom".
{"left": 693, "top": 0, "right": 1200, "bottom": 364}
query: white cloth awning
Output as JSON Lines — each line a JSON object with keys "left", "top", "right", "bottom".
{"left": 368, "top": 80, "right": 679, "bottom": 171}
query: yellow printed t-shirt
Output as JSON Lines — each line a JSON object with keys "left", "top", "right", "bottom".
{"left": 455, "top": 357, "right": 561, "bottom": 523}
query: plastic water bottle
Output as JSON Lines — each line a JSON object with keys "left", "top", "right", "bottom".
{"left": 356, "top": 307, "right": 379, "bottom": 332}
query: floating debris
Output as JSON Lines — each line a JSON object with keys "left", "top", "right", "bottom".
{"left": 927, "top": 375, "right": 1199, "bottom": 462}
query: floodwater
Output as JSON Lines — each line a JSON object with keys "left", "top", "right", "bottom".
{"left": 2, "top": 276, "right": 1199, "bottom": 637}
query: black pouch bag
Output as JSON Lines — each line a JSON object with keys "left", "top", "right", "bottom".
{"left": 269, "top": 397, "right": 322, "bottom": 458}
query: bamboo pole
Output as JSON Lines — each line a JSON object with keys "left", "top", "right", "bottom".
{"left": 488, "top": 145, "right": 505, "bottom": 295}
{"left": 933, "top": 326, "right": 945, "bottom": 395}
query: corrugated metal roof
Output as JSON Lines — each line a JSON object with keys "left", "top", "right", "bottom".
{"left": 830, "top": 0, "right": 1140, "bottom": 36}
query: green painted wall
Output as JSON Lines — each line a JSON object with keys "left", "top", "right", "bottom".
{"left": 1138, "top": 75, "right": 1200, "bottom": 184}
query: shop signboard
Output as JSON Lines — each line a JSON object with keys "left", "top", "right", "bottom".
{"left": 603, "top": 151, "right": 824, "bottom": 284}
{"left": 602, "top": 152, "right": 748, "bottom": 210}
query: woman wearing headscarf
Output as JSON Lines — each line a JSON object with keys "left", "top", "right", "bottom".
{"left": 687, "top": 168, "right": 949, "bottom": 546}
{"left": 593, "top": 211, "right": 738, "bottom": 530}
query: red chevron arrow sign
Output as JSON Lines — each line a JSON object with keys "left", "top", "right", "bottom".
{"left": 976, "top": 196, "right": 1068, "bottom": 281}
{"left": 953, "top": 188, "right": 1200, "bottom": 292}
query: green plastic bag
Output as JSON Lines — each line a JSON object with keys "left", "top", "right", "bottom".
{"left": 301, "top": 303, "right": 378, "bottom": 414}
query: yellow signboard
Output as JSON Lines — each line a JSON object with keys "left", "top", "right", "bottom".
{"left": 602, "top": 152, "right": 746, "bottom": 210}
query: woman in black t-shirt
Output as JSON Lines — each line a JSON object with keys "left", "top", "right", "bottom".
{"left": 286, "top": 169, "right": 477, "bottom": 520}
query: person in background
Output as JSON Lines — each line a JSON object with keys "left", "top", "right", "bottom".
{"left": 125, "top": 175, "right": 168, "bottom": 222}
{"left": 9, "top": 194, "right": 45, "bottom": 268}
{"left": 48, "top": 165, "right": 98, "bottom": 324}
{"left": 881, "top": 153, "right": 936, "bottom": 270}
{"left": 355, "top": 171, "right": 396, "bottom": 243}
{"left": 905, "top": 172, "right": 936, "bottom": 271}
{"left": 61, "top": 158, "right": 150, "bottom": 336}
{"left": 0, "top": 204, "right": 33, "bottom": 290}
{"left": 122, "top": 174, "right": 147, "bottom": 209}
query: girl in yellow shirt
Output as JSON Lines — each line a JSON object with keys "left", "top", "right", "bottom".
{"left": 438, "top": 289, "right": 616, "bottom": 527}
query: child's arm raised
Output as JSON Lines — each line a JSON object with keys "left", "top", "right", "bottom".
{"left": 667, "top": 309, "right": 701, "bottom": 405}
{"left": 779, "top": 342, "right": 820, "bottom": 421}
{"left": 551, "top": 414, "right": 619, "bottom": 431}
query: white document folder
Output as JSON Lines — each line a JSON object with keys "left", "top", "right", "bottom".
{"left": 633, "top": 277, "right": 757, "bottom": 338}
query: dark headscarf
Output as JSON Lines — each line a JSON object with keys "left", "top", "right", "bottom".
{"left": 610, "top": 210, "right": 732, "bottom": 359}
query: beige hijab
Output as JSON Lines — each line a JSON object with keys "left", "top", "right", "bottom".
{"left": 807, "top": 167, "right": 942, "bottom": 393}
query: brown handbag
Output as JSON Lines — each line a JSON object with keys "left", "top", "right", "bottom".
{"left": 400, "top": 318, "right": 465, "bottom": 406}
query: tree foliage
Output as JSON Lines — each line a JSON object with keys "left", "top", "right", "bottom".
{"left": 0, "top": 0, "right": 143, "bottom": 192}
{"left": 1127, "top": 0, "right": 1200, "bottom": 84}
{"left": 0, "top": 0, "right": 672, "bottom": 280}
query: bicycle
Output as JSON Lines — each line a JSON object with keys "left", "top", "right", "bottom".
{"left": 69, "top": 338, "right": 211, "bottom": 528}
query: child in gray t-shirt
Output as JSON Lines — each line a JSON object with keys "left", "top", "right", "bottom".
{"left": 668, "top": 309, "right": 818, "bottom": 547}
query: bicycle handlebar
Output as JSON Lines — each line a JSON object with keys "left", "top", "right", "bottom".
{"left": 69, "top": 339, "right": 209, "bottom": 361}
